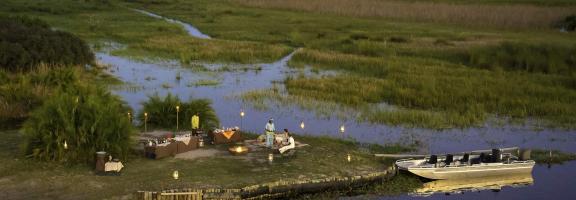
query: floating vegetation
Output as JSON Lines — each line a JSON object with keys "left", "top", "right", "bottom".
{"left": 188, "top": 79, "right": 221, "bottom": 87}
{"left": 175, "top": 72, "right": 182, "bottom": 80}
{"left": 144, "top": 76, "right": 156, "bottom": 81}
{"left": 161, "top": 83, "right": 172, "bottom": 89}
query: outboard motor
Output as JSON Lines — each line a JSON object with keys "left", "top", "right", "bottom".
{"left": 428, "top": 155, "right": 438, "bottom": 164}
{"left": 445, "top": 154, "right": 454, "bottom": 165}
{"left": 461, "top": 153, "right": 470, "bottom": 163}
{"left": 519, "top": 149, "right": 531, "bottom": 161}
{"left": 492, "top": 149, "right": 502, "bottom": 162}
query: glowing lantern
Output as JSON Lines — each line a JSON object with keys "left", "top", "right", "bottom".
{"left": 300, "top": 121, "right": 305, "bottom": 129}
{"left": 172, "top": 170, "right": 179, "bottom": 180}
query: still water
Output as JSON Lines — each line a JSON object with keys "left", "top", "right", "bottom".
{"left": 347, "top": 161, "right": 576, "bottom": 200}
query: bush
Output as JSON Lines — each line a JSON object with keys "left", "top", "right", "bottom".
{"left": 139, "top": 93, "right": 219, "bottom": 132}
{"left": 0, "top": 15, "right": 94, "bottom": 71}
{"left": 388, "top": 36, "right": 410, "bottom": 43}
{"left": 469, "top": 42, "right": 576, "bottom": 75}
{"left": 22, "top": 84, "right": 133, "bottom": 164}
{"left": 556, "top": 14, "right": 576, "bottom": 31}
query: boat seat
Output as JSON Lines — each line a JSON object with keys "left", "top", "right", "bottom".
{"left": 428, "top": 155, "right": 438, "bottom": 164}
{"left": 461, "top": 153, "right": 469, "bottom": 163}
{"left": 444, "top": 154, "right": 454, "bottom": 165}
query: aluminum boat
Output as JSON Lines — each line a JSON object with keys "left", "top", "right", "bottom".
{"left": 395, "top": 149, "right": 535, "bottom": 180}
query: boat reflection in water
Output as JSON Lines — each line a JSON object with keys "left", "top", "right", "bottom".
{"left": 411, "top": 173, "right": 534, "bottom": 197}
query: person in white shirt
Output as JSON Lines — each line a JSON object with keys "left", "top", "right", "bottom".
{"left": 265, "top": 118, "right": 275, "bottom": 148}
{"left": 279, "top": 132, "right": 295, "bottom": 154}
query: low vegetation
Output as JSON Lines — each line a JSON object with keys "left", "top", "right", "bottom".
{"left": 0, "top": 15, "right": 94, "bottom": 71}
{"left": 139, "top": 93, "right": 219, "bottom": 132}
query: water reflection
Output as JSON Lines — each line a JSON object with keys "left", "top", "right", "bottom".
{"left": 412, "top": 174, "right": 533, "bottom": 197}
{"left": 348, "top": 161, "right": 576, "bottom": 200}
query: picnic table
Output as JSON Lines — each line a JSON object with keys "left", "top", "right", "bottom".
{"left": 210, "top": 129, "right": 243, "bottom": 144}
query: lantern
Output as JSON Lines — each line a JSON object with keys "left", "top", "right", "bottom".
{"left": 172, "top": 170, "right": 179, "bottom": 180}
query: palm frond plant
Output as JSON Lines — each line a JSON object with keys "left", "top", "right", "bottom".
{"left": 21, "top": 84, "right": 133, "bottom": 164}
{"left": 138, "top": 93, "right": 219, "bottom": 133}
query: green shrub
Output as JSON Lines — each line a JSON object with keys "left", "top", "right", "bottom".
{"left": 0, "top": 15, "right": 94, "bottom": 71}
{"left": 469, "top": 42, "right": 576, "bottom": 75}
{"left": 388, "top": 36, "right": 410, "bottom": 43}
{"left": 139, "top": 93, "right": 219, "bottom": 132}
{"left": 22, "top": 84, "right": 133, "bottom": 164}
{"left": 556, "top": 14, "right": 576, "bottom": 31}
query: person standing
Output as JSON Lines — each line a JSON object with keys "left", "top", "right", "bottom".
{"left": 191, "top": 113, "right": 200, "bottom": 136}
{"left": 265, "top": 118, "right": 275, "bottom": 148}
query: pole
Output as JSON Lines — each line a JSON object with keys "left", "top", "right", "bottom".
{"left": 176, "top": 106, "right": 180, "bottom": 131}
{"left": 144, "top": 112, "right": 148, "bottom": 133}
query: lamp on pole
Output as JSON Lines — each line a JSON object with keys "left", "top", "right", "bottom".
{"left": 300, "top": 121, "right": 305, "bottom": 130}
{"left": 144, "top": 112, "right": 148, "bottom": 133}
{"left": 176, "top": 106, "right": 180, "bottom": 131}
{"left": 127, "top": 112, "right": 131, "bottom": 123}
{"left": 240, "top": 109, "right": 245, "bottom": 130}
{"left": 340, "top": 124, "right": 345, "bottom": 137}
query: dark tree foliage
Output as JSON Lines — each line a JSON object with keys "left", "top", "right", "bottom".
{"left": 556, "top": 14, "right": 576, "bottom": 32}
{"left": 0, "top": 15, "right": 94, "bottom": 71}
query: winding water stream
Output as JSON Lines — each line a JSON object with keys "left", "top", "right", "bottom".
{"left": 101, "top": 10, "right": 576, "bottom": 199}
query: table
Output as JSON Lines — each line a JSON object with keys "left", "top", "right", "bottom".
{"left": 211, "top": 130, "right": 243, "bottom": 144}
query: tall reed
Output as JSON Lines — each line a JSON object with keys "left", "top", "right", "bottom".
{"left": 236, "top": 0, "right": 576, "bottom": 29}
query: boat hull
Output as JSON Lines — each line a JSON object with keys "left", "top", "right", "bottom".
{"left": 408, "top": 161, "right": 535, "bottom": 180}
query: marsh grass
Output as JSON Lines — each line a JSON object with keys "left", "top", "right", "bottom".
{"left": 189, "top": 79, "right": 221, "bottom": 87}
{"left": 236, "top": 0, "right": 576, "bottom": 29}
{"left": 285, "top": 49, "right": 576, "bottom": 128}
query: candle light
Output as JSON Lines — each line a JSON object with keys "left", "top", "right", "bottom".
{"left": 172, "top": 170, "right": 179, "bottom": 180}
{"left": 268, "top": 153, "right": 274, "bottom": 162}
{"left": 63, "top": 140, "right": 68, "bottom": 150}
{"left": 340, "top": 125, "right": 345, "bottom": 133}
{"left": 199, "top": 139, "right": 204, "bottom": 147}
{"left": 347, "top": 154, "right": 351, "bottom": 162}
{"left": 300, "top": 121, "right": 305, "bottom": 129}
{"left": 236, "top": 146, "right": 243, "bottom": 153}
